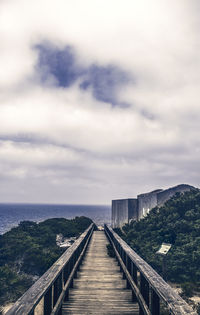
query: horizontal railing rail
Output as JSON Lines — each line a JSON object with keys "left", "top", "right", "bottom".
{"left": 6, "top": 223, "right": 95, "bottom": 315}
{"left": 104, "top": 224, "right": 197, "bottom": 315}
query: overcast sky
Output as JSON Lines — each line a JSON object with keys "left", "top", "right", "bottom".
{"left": 0, "top": 0, "right": 199, "bottom": 204}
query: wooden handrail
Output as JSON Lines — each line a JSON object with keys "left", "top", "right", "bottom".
{"left": 6, "top": 223, "right": 95, "bottom": 315}
{"left": 104, "top": 224, "right": 197, "bottom": 315}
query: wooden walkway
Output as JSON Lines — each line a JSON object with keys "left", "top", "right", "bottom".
{"left": 62, "top": 231, "right": 139, "bottom": 314}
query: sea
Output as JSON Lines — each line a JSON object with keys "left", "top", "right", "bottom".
{"left": 0, "top": 203, "right": 111, "bottom": 235}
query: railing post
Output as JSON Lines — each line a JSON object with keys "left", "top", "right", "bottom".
{"left": 126, "top": 256, "right": 131, "bottom": 289}
{"left": 69, "top": 256, "right": 74, "bottom": 288}
{"left": 119, "top": 246, "right": 123, "bottom": 272}
{"left": 53, "top": 273, "right": 62, "bottom": 307}
{"left": 131, "top": 263, "right": 137, "bottom": 285}
{"left": 130, "top": 261, "right": 138, "bottom": 302}
{"left": 140, "top": 274, "right": 149, "bottom": 306}
{"left": 53, "top": 280, "right": 58, "bottom": 307}
{"left": 139, "top": 273, "right": 149, "bottom": 315}
{"left": 64, "top": 261, "right": 70, "bottom": 284}
{"left": 74, "top": 250, "right": 78, "bottom": 278}
{"left": 44, "top": 286, "right": 52, "bottom": 315}
{"left": 122, "top": 251, "right": 126, "bottom": 279}
{"left": 76, "top": 246, "right": 81, "bottom": 270}
{"left": 151, "top": 289, "right": 160, "bottom": 315}
{"left": 117, "top": 242, "right": 120, "bottom": 266}
{"left": 58, "top": 307, "right": 62, "bottom": 315}
{"left": 64, "top": 262, "right": 70, "bottom": 302}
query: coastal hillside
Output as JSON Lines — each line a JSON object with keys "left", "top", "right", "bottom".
{"left": 115, "top": 189, "right": 200, "bottom": 296}
{"left": 0, "top": 216, "right": 93, "bottom": 308}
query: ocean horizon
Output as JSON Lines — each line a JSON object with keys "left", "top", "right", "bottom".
{"left": 0, "top": 203, "right": 111, "bottom": 235}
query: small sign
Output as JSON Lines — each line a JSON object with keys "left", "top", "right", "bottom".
{"left": 156, "top": 243, "right": 172, "bottom": 256}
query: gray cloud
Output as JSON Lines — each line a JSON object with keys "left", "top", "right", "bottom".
{"left": 0, "top": 0, "right": 199, "bottom": 204}
{"left": 35, "top": 42, "right": 130, "bottom": 106}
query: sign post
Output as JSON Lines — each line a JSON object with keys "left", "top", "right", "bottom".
{"left": 156, "top": 243, "right": 172, "bottom": 280}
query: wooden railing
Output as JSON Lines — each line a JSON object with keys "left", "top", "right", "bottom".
{"left": 6, "top": 223, "right": 95, "bottom": 315}
{"left": 104, "top": 224, "right": 197, "bottom": 315}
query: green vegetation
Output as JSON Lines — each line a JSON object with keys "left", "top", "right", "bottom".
{"left": 0, "top": 216, "right": 92, "bottom": 306}
{"left": 115, "top": 189, "right": 200, "bottom": 297}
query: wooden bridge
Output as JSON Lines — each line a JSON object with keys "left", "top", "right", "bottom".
{"left": 6, "top": 223, "right": 196, "bottom": 315}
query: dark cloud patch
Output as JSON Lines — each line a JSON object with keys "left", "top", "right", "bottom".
{"left": 0, "top": 135, "right": 35, "bottom": 143}
{"left": 80, "top": 65, "right": 130, "bottom": 105}
{"left": 35, "top": 43, "right": 130, "bottom": 106}
{"left": 0, "top": 134, "right": 53, "bottom": 146}
{"left": 140, "top": 109, "right": 155, "bottom": 120}
{"left": 35, "top": 43, "right": 84, "bottom": 87}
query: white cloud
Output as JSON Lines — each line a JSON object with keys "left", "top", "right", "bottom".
{"left": 0, "top": 0, "right": 199, "bottom": 203}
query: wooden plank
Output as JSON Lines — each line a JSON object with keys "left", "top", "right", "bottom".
{"left": 62, "top": 231, "right": 139, "bottom": 315}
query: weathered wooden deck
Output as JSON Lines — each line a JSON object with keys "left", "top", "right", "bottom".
{"left": 62, "top": 231, "right": 139, "bottom": 314}
{"left": 6, "top": 225, "right": 197, "bottom": 315}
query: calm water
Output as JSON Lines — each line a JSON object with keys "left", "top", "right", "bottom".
{"left": 0, "top": 203, "right": 111, "bottom": 235}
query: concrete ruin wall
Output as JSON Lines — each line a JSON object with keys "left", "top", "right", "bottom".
{"left": 112, "top": 199, "right": 128, "bottom": 228}
{"left": 112, "top": 184, "right": 195, "bottom": 228}
{"left": 112, "top": 199, "right": 137, "bottom": 228}
{"left": 137, "top": 189, "right": 163, "bottom": 219}
{"left": 128, "top": 199, "right": 138, "bottom": 222}
{"left": 157, "top": 184, "right": 194, "bottom": 206}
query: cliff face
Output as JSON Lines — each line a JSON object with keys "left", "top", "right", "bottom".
{"left": 112, "top": 184, "right": 196, "bottom": 227}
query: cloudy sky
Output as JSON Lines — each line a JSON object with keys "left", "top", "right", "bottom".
{"left": 0, "top": 0, "right": 199, "bottom": 204}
